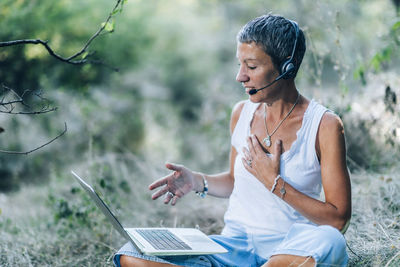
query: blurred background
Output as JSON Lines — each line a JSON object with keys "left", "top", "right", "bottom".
{"left": 0, "top": 0, "right": 399, "bottom": 266}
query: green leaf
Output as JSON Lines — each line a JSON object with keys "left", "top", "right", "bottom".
{"left": 100, "top": 179, "right": 106, "bottom": 188}
{"left": 353, "top": 64, "right": 367, "bottom": 86}
{"left": 111, "top": 8, "right": 121, "bottom": 16}
{"left": 101, "top": 20, "right": 114, "bottom": 32}
{"left": 392, "top": 21, "right": 400, "bottom": 31}
{"left": 81, "top": 51, "right": 88, "bottom": 59}
{"left": 381, "top": 47, "right": 393, "bottom": 61}
{"left": 370, "top": 53, "right": 382, "bottom": 72}
{"left": 340, "top": 83, "right": 349, "bottom": 96}
{"left": 369, "top": 46, "right": 394, "bottom": 72}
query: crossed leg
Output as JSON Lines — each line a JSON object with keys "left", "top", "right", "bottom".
{"left": 263, "top": 254, "right": 315, "bottom": 267}
{"left": 120, "top": 254, "right": 314, "bottom": 267}
{"left": 120, "top": 255, "right": 180, "bottom": 267}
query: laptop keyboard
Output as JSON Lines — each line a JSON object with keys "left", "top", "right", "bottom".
{"left": 136, "top": 229, "right": 192, "bottom": 250}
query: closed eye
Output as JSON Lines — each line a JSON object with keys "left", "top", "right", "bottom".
{"left": 237, "top": 62, "right": 257, "bottom": 70}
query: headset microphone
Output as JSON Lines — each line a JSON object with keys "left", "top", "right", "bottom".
{"left": 248, "top": 73, "right": 285, "bottom": 95}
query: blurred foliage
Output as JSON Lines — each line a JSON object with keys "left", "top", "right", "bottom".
{"left": 354, "top": 19, "right": 400, "bottom": 85}
{"left": 0, "top": 0, "right": 398, "bottom": 185}
{"left": 0, "top": 0, "right": 152, "bottom": 93}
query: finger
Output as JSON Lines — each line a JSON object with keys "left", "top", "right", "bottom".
{"left": 148, "top": 174, "right": 172, "bottom": 190}
{"left": 242, "top": 147, "right": 252, "bottom": 161}
{"left": 173, "top": 189, "right": 184, "bottom": 198}
{"left": 241, "top": 157, "right": 253, "bottom": 172}
{"left": 274, "top": 139, "right": 283, "bottom": 159}
{"left": 251, "top": 135, "right": 264, "bottom": 155}
{"left": 171, "top": 195, "right": 179, "bottom": 206}
{"left": 151, "top": 186, "right": 170, "bottom": 200}
{"left": 164, "top": 191, "right": 174, "bottom": 204}
{"left": 165, "top": 162, "right": 183, "bottom": 173}
{"left": 247, "top": 136, "right": 257, "bottom": 156}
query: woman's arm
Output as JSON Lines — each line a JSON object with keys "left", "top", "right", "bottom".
{"left": 243, "top": 112, "right": 351, "bottom": 231}
{"left": 192, "top": 147, "right": 236, "bottom": 198}
{"left": 149, "top": 101, "right": 245, "bottom": 202}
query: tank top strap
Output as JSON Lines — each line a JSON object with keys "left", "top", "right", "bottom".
{"left": 231, "top": 100, "right": 260, "bottom": 154}
{"left": 306, "top": 100, "right": 330, "bottom": 151}
{"left": 290, "top": 99, "right": 329, "bottom": 163}
{"left": 282, "top": 99, "right": 329, "bottom": 163}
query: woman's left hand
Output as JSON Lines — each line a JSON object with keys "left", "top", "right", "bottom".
{"left": 241, "top": 135, "right": 282, "bottom": 190}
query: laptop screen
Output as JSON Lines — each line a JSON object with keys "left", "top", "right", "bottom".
{"left": 70, "top": 171, "right": 131, "bottom": 241}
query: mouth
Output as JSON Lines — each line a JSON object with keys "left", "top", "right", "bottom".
{"left": 244, "top": 87, "right": 254, "bottom": 95}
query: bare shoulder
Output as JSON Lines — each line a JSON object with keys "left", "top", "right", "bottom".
{"left": 316, "top": 111, "right": 345, "bottom": 159}
{"left": 319, "top": 112, "right": 344, "bottom": 137}
{"left": 316, "top": 111, "right": 346, "bottom": 159}
{"left": 230, "top": 100, "right": 246, "bottom": 134}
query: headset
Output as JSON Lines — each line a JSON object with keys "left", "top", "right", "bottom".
{"left": 279, "top": 20, "right": 299, "bottom": 79}
{"left": 248, "top": 20, "right": 300, "bottom": 95}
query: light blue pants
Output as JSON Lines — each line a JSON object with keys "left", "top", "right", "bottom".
{"left": 113, "top": 223, "right": 348, "bottom": 267}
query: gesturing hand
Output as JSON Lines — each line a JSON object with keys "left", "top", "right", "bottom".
{"left": 148, "top": 163, "right": 195, "bottom": 206}
{"left": 241, "top": 135, "right": 282, "bottom": 190}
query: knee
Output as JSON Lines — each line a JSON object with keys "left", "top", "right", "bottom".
{"left": 263, "top": 256, "right": 282, "bottom": 267}
{"left": 318, "top": 225, "right": 347, "bottom": 252}
{"left": 119, "top": 255, "right": 176, "bottom": 267}
{"left": 120, "top": 255, "right": 146, "bottom": 267}
{"left": 264, "top": 255, "right": 315, "bottom": 267}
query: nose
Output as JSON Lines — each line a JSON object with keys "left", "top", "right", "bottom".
{"left": 236, "top": 65, "right": 249, "bottom": 83}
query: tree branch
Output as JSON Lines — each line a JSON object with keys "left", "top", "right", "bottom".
{"left": 0, "top": 0, "right": 125, "bottom": 154}
{"left": 0, "top": 122, "right": 67, "bottom": 155}
{"left": 0, "top": 84, "right": 57, "bottom": 115}
{"left": 0, "top": 0, "right": 123, "bottom": 71}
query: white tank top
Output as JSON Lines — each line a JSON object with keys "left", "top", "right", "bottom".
{"left": 222, "top": 99, "right": 329, "bottom": 236}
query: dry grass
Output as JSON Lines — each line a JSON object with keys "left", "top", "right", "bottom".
{"left": 0, "top": 153, "right": 228, "bottom": 266}
{"left": 1, "top": 152, "right": 399, "bottom": 266}
{"left": 345, "top": 169, "right": 400, "bottom": 266}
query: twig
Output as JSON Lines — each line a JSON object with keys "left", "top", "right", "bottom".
{"left": 0, "top": 122, "right": 67, "bottom": 155}
{"left": 346, "top": 155, "right": 365, "bottom": 171}
{"left": 345, "top": 238, "right": 362, "bottom": 261}
{"left": 0, "top": 39, "right": 88, "bottom": 65}
{"left": 377, "top": 222, "right": 399, "bottom": 249}
{"left": 0, "top": 107, "right": 57, "bottom": 115}
{"left": 0, "top": 0, "right": 122, "bottom": 71}
{"left": 384, "top": 250, "right": 400, "bottom": 267}
{"left": 92, "top": 239, "right": 116, "bottom": 251}
{"left": 0, "top": 84, "right": 57, "bottom": 115}
{"left": 72, "top": 0, "right": 123, "bottom": 60}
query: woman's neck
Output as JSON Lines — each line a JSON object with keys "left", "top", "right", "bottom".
{"left": 264, "top": 86, "right": 300, "bottom": 121}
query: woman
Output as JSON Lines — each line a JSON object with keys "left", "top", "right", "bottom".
{"left": 114, "top": 14, "right": 351, "bottom": 267}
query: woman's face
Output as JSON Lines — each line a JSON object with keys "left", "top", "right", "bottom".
{"left": 236, "top": 42, "right": 279, "bottom": 101}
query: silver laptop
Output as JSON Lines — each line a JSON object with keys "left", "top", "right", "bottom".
{"left": 71, "top": 171, "right": 227, "bottom": 256}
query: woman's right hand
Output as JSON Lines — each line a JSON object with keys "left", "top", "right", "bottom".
{"left": 148, "top": 163, "right": 198, "bottom": 205}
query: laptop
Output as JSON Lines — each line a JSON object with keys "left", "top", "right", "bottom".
{"left": 71, "top": 171, "right": 227, "bottom": 256}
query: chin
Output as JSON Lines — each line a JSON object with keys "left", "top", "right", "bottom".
{"left": 248, "top": 95, "right": 262, "bottom": 103}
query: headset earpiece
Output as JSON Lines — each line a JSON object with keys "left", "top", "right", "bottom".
{"left": 280, "top": 61, "right": 295, "bottom": 79}
{"left": 279, "top": 20, "right": 299, "bottom": 80}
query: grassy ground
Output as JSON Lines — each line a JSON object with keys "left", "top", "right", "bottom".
{"left": 345, "top": 169, "right": 400, "bottom": 266}
{"left": 0, "top": 153, "right": 399, "bottom": 266}
{"left": 0, "top": 154, "right": 228, "bottom": 266}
